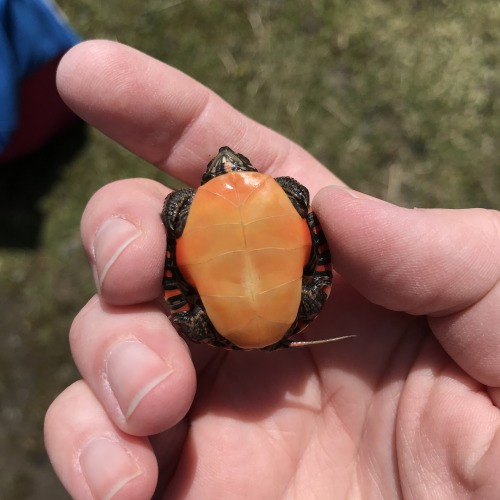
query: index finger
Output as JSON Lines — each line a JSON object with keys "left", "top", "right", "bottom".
{"left": 56, "top": 40, "right": 341, "bottom": 194}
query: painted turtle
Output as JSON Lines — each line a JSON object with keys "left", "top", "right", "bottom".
{"left": 161, "top": 146, "right": 345, "bottom": 350}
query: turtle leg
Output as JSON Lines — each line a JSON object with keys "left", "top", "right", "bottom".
{"left": 172, "top": 303, "right": 239, "bottom": 349}
{"left": 161, "top": 187, "right": 196, "bottom": 314}
{"left": 161, "top": 189, "right": 238, "bottom": 350}
{"left": 274, "top": 176, "right": 310, "bottom": 218}
{"left": 161, "top": 188, "right": 196, "bottom": 238}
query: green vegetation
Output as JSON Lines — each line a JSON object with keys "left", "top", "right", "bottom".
{"left": 1, "top": 1, "right": 499, "bottom": 496}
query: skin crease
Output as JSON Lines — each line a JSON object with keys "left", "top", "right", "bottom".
{"left": 43, "top": 40, "right": 500, "bottom": 499}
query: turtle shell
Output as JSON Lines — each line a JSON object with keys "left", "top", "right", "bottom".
{"left": 175, "top": 171, "right": 311, "bottom": 349}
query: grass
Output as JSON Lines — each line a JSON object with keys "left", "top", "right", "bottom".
{"left": 1, "top": 0, "right": 499, "bottom": 496}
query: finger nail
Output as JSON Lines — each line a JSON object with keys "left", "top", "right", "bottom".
{"left": 92, "top": 217, "right": 142, "bottom": 292}
{"left": 79, "top": 437, "right": 142, "bottom": 500}
{"left": 106, "top": 340, "right": 173, "bottom": 420}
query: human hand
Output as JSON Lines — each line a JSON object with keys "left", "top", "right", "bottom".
{"left": 45, "top": 41, "right": 500, "bottom": 499}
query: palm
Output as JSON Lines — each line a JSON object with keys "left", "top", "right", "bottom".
{"left": 155, "top": 279, "right": 489, "bottom": 498}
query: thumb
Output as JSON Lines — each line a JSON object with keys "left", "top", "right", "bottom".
{"left": 313, "top": 185, "right": 500, "bottom": 386}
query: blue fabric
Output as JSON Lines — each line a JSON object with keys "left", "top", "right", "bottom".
{"left": 0, "top": 0, "right": 80, "bottom": 151}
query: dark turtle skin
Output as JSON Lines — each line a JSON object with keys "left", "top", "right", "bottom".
{"left": 161, "top": 146, "right": 335, "bottom": 350}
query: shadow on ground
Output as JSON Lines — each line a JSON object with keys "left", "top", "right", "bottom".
{"left": 0, "top": 120, "right": 87, "bottom": 248}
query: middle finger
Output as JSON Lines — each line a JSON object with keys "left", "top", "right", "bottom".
{"left": 69, "top": 295, "right": 196, "bottom": 436}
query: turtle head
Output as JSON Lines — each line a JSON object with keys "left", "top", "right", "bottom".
{"left": 202, "top": 146, "right": 258, "bottom": 185}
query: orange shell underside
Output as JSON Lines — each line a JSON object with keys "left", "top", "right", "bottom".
{"left": 176, "top": 172, "right": 311, "bottom": 349}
